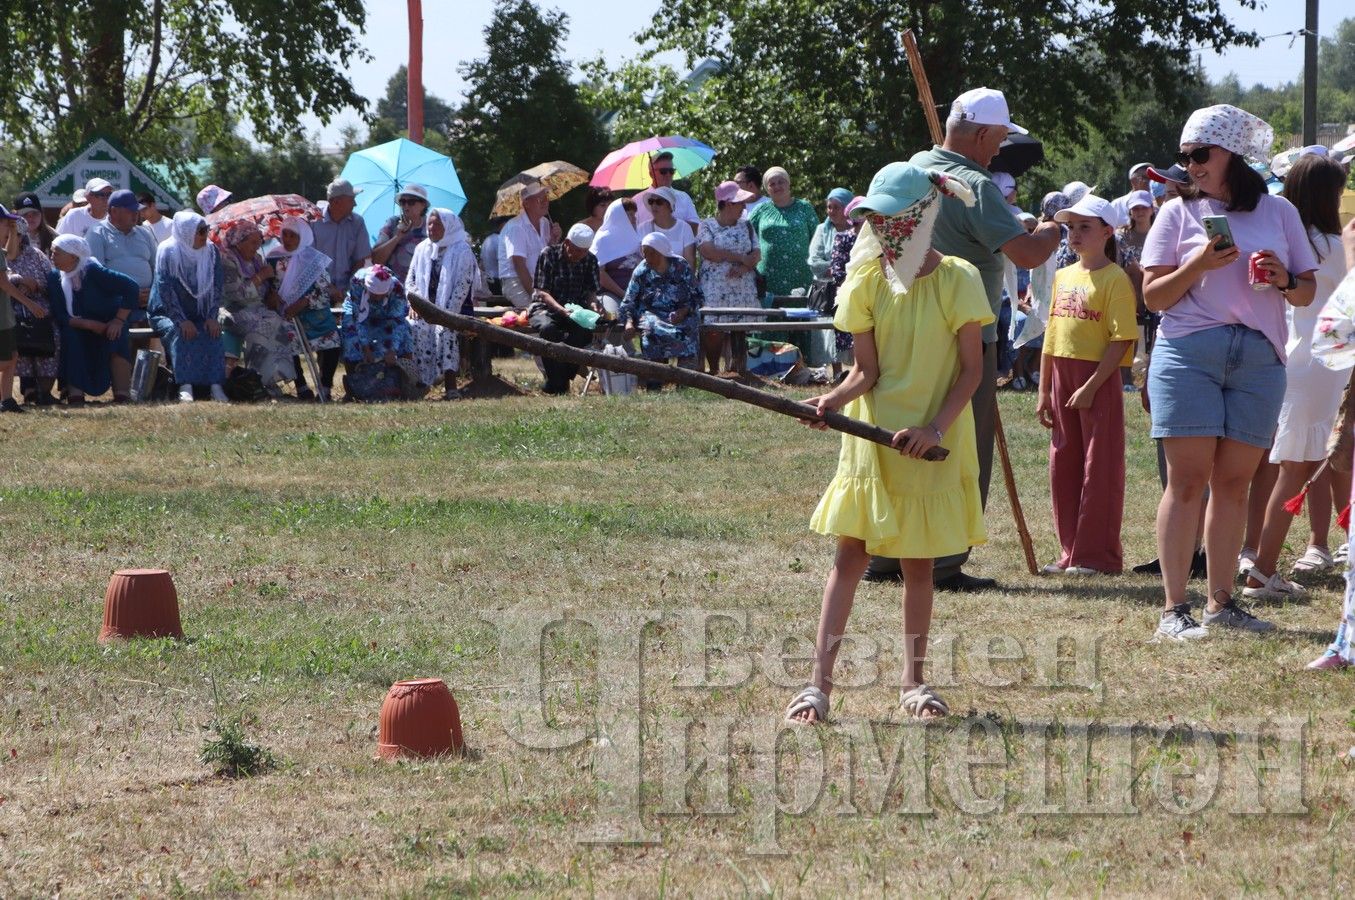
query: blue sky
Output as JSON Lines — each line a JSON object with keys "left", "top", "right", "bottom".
{"left": 299, "top": 1, "right": 1343, "bottom": 147}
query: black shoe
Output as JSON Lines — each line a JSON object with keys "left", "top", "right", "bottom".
{"left": 1, "top": 398, "right": 25, "bottom": 413}
{"left": 934, "top": 572, "right": 998, "bottom": 593}
{"left": 1190, "top": 550, "right": 1207, "bottom": 579}
{"left": 1131, "top": 557, "right": 1162, "bottom": 575}
{"left": 295, "top": 387, "right": 316, "bottom": 401}
{"left": 862, "top": 568, "right": 902, "bottom": 584}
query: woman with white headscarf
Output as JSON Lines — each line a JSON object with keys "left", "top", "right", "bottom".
{"left": 1141, "top": 104, "right": 1319, "bottom": 640}
{"left": 149, "top": 211, "right": 226, "bottom": 401}
{"left": 591, "top": 197, "right": 642, "bottom": 298}
{"left": 268, "top": 216, "right": 338, "bottom": 400}
{"left": 785, "top": 161, "right": 991, "bottom": 726}
{"left": 46, "top": 233, "right": 139, "bottom": 404}
{"left": 406, "top": 208, "right": 477, "bottom": 399}
{"left": 619, "top": 231, "right": 704, "bottom": 385}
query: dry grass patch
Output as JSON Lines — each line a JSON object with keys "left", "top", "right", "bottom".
{"left": 0, "top": 386, "right": 1352, "bottom": 896}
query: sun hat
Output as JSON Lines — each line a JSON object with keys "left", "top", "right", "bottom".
{"left": 326, "top": 178, "right": 363, "bottom": 199}
{"left": 949, "top": 88, "right": 1027, "bottom": 135}
{"left": 195, "top": 184, "right": 232, "bottom": 214}
{"left": 1053, "top": 194, "right": 1118, "bottom": 226}
{"left": 1126, "top": 190, "right": 1154, "bottom": 210}
{"left": 647, "top": 186, "right": 677, "bottom": 209}
{"left": 397, "top": 183, "right": 430, "bottom": 202}
{"left": 518, "top": 181, "right": 547, "bottom": 201}
{"left": 715, "top": 180, "right": 756, "bottom": 204}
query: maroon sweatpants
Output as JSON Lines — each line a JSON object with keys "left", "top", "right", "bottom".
{"left": 1048, "top": 356, "right": 1125, "bottom": 573}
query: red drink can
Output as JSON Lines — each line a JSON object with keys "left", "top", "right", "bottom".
{"left": 1248, "top": 252, "right": 1269, "bottom": 291}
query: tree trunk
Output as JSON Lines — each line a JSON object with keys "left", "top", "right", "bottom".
{"left": 85, "top": 0, "right": 131, "bottom": 139}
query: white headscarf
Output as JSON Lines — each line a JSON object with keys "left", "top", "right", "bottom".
{"left": 275, "top": 216, "right": 331, "bottom": 305}
{"left": 1180, "top": 104, "right": 1274, "bottom": 162}
{"left": 407, "top": 208, "right": 477, "bottom": 312}
{"left": 640, "top": 231, "right": 674, "bottom": 258}
{"left": 155, "top": 210, "right": 216, "bottom": 303}
{"left": 591, "top": 198, "right": 641, "bottom": 266}
{"left": 52, "top": 233, "right": 95, "bottom": 316}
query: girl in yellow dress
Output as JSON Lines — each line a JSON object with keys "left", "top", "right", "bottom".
{"left": 787, "top": 162, "right": 993, "bottom": 723}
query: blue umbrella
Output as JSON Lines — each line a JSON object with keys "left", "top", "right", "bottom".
{"left": 339, "top": 138, "right": 468, "bottom": 243}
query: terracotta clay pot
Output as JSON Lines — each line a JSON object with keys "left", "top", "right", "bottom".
{"left": 98, "top": 568, "right": 184, "bottom": 643}
{"left": 377, "top": 678, "right": 464, "bottom": 760}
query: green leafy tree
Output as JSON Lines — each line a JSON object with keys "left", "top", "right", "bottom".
{"left": 448, "top": 0, "right": 610, "bottom": 234}
{"left": 585, "top": 0, "right": 1260, "bottom": 212}
{"left": 370, "top": 65, "right": 457, "bottom": 143}
{"left": 206, "top": 133, "right": 337, "bottom": 202}
{"left": 1320, "top": 18, "right": 1355, "bottom": 92}
{"left": 0, "top": 0, "right": 369, "bottom": 189}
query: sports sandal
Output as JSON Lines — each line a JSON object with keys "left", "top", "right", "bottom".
{"left": 785, "top": 686, "right": 829, "bottom": 724}
{"left": 1291, "top": 546, "right": 1334, "bottom": 574}
{"left": 897, "top": 684, "right": 950, "bottom": 720}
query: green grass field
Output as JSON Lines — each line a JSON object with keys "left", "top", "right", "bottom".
{"left": 1, "top": 368, "right": 1352, "bottom": 896}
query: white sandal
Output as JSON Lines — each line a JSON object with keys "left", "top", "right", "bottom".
{"left": 897, "top": 684, "right": 950, "bottom": 720}
{"left": 784, "top": 686, "right": 829, "bottom": 724}
{"left": 1291, "top": 545, "right": 1334, "bottom": 574}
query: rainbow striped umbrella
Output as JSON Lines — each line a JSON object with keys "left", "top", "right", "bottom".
{"left": 590, "top": 136, "right": 717, "bottom": 190}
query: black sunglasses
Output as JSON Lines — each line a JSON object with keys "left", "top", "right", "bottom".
{"left": 1175, "top": 145, "right": 1218, "bottom": 166}
{"left": 646, "top": 198, "right": 667, "bottom": 206}
{"left": 397, "top": 197, "right": 422, "bottom": 205}
{"left": 654, "top": 167, "right": 675, "bottom": 175}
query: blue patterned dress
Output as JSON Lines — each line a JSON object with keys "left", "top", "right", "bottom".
{"left": 149, "top": 246, "right": 227, "bottom": 385}
{"left": 341, "top": 270, "right": 414, "bottom": 363}
{"left": 619, "top": 258, "right": 704, "bottom": 360}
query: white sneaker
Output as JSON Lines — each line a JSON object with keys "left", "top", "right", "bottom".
{"left": 1202, "top": 600, "right": 1276, "bottom": 632}
{"left": 178, "top": 385, "right": 194, "bottom": 403}
{"left": 1237, "top": 548, "right": 1258, "bottom": 577}
{"left": 1063, "top": 566, "right": 1104, "bottom": 575}
{"left": 1155, "top": 604, "right": 1208, "bottom": 642}
{"left": 209, "top": 384, "right": 229, "bottom": 402}
{"left": 1241, "top": 570, "right": 1307, "bottom": 602}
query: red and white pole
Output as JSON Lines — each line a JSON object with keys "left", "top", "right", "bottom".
{"left": 407, "top": 0, "right": 425, "bottom": 144}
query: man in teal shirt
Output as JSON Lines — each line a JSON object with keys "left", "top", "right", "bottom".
{"left": 868, "top": 88, "right": 1061, "bottom": 592}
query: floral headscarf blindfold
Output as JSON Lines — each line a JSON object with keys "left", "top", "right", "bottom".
{"left": 849, "top": 172, "right": 975, "bottom": 295}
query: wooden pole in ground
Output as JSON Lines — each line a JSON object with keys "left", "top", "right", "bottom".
{"left": 407, "top": 293, "right": 948, "bottom": 460}
{"left": 899, "top": 28, "right": 1040, "bottom": 575}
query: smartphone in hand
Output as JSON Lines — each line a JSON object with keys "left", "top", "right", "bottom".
{"left": 1202, "top": 215, "right": 1236, "bottom": 252}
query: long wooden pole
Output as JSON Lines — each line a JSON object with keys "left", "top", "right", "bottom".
{"left": 407, "top": 0, "right": 424, "bottom": 144}
{"left": 407, "top": 293, "right": 948, "bottom": 460}
{"left": 898, "top": 29, "right": 1040, "bottom": 575}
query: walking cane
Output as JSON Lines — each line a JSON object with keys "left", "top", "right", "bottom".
{"left": 900, "top": 28, "right": 1040, "bottom": 575}
{"left": 295, "top": 327, "right": 328, "bottom": 403}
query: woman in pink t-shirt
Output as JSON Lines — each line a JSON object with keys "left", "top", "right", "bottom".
{"left": 1140, "top": 105, "right": 1318, "bottom": 642}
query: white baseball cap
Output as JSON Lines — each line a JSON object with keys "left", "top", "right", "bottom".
{"left": 1054, "top": 194, "right": 1120, "bottom": 228}
{"left": 991, "top": 171, "right": 1016, "bottom": 195}
{"left": 85, "top": 177, "right": 113, "bottom": 193}
{"left": 565, "top": 222, "right": 594, "bottom": 248}
{"left": 950, "top": 88, "right": 1027, "bottom": 135}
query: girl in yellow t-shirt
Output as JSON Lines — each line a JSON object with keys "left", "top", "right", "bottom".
{"left": 785, "top": 163, "right": 991, "bottom": 726}
{"left": 1037, "top": 195, "right": 1137, "bottom": 575}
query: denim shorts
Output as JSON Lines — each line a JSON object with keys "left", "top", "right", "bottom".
{"left": 1147, "top": 324, "right": 1285, "bottom": 448}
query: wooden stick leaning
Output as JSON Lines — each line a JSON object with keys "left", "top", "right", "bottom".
{"left": 899, "top": 28, "right": 1040, "bottom": 575}
{"left": 407, "top": 292, "right": 947, "bottom": 460}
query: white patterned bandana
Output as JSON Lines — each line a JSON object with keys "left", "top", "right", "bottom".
{"left": 1180, "top": 104, "right": 1274, "bottom": 162}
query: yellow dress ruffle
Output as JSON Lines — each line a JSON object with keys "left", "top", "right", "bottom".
{"left": 809, "top": 256, "right": 994, "bottom": 560}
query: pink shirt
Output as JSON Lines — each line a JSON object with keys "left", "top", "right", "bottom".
{"left": 1141, "top": 193, "right": 1318, "bottom": 362}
